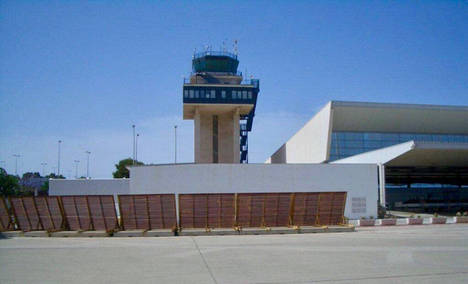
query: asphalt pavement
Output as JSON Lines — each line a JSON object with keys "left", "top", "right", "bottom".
{"left": 1, "top": 224, "right": 467, "bottom": 283}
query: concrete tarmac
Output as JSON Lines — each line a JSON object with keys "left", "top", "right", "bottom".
{"left": 1, "top": 225, "right": 467, "bottom": 283}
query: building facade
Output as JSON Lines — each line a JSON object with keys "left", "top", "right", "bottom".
{"left": 269, "top": 101, "right": 468, "bottom": 211}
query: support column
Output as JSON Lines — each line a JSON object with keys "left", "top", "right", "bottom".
{"left": 378, "top": 163, "right": 386, "bottom": 207}
{"left": 194, "top": 107, "right": 201, "bottom": 163}
{"left": 233, "top": 108, "right": 240, "bottom": 163}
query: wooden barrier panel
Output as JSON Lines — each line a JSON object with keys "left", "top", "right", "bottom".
{"left": 290, "top": 192, "right": 347, "bottom": 226}
{"left": 236, "top": 193, "right": 291, "bottom": 227}
{"left": 179, "top": 193, "right": 235, "bottom": 229}
{"left": 87, "top": 195, "right": 119, "bottom": 231}
{"left": 291, "top": 192, "right": 320, "bottom": 226}
{"left": 61, "top": 196, "right": 91, "bottom": 231}
{"left": 329, "top": 192, "right": 347, "bottom": 225}
{"left": 118, "top": 194, "right": 176, "bottom": 230}
{"left": 0, "top": 197, "right": 12, "bottom": 231}
{"left": 33, "top": 197, "right": 64, "bottom": 231}
{"left": 10, "top": 197, "right": 64, "bottom": 231}
{"left": 316, "top": 192, "right": 347, "bottom": 225}
{"left": 317, "top": 192, "right": 334, "bottom": 225}
{"left": 61, "top": 195, "right": 118, "bottom": 231}
{"left": 10, "top": 197, "right": 42, "bottom": 231}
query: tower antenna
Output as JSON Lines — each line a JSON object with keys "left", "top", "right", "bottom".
{"left": 233, "top": 40, "right": 238, "bottom": 56}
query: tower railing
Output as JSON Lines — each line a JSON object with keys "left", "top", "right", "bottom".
{"left": 183, "top": 76, "right": 259, "bottom": 86}
{"left": 193, "top": 51, "right": 238, "bottom": 60}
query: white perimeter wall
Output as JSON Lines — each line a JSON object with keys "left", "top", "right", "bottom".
{"left": 49, "top": 179, "right": 130, "bottom": 198}
{"left": 129, "top": 163, "right": 378, "bottom": 219}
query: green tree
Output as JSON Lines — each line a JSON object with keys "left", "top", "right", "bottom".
{"left": 39, "top": 180, "right": 49, "bottom": 196}
{"left": 39, "top": 173, "right": 65, "bottom": 196}
{"left": 113, "top": 158, "right": 144, "bottom": 178}
{"left": 45, "top": 173, "right": 66, "bottom": 179}
{"left": 22, "top": 172, "right": 41, "bottom": 179}
{"left": 0, "top": 167, "right": 20, "bottom": 196}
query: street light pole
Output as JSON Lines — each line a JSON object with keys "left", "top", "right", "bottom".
{"left": 13, "top": 154, "right": 20, "bottom": 176}
{"left": 132, "top": 125, "right": 136, "bottom": 165}
{"left": 58, "top": 140, "right": 62, "bottom": 176}
{"left": 41, "top": 162, "right": 47, "bottom": 176}
{"left": 174, "top": 125, "right": 178, "bottom": 164}
{"left": 85, "top": 151, "right": 91, "bottom": 179}
{"left": 74, "top": 160, "right": 80, "bottom": 179}
{"left": 136, "top": 134, "right": 140, "bottom": 162}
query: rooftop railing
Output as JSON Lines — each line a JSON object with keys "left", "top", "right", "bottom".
{"left": 193, "top": 51, "right": 238, "bottom": 60}
{"left": 183, "top": 76, "right": 259, "bottom": 86}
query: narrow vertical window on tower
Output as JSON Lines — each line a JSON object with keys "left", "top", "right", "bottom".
{"left": 213, "top": 115, "right": 218, "bottom": 163}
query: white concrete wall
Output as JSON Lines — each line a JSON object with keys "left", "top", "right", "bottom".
{"left": 129, "top": 163, "right": 378, "bottom": 219}
{"left": 332, "top": 141, "right": 414, "bottom": 164}
{"left": 49, "top": 179, "right": 130, "bottom": 197}
{"left": 270, "top": 102, "right": 333, "bottom": 163}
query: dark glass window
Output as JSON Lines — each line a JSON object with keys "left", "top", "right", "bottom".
{"left": 330, "top": 131, "right": 468, "bottom": 161}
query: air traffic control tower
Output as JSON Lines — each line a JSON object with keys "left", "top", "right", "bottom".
{"left": 183, "top": 51, "right": 259, "bottom": 163}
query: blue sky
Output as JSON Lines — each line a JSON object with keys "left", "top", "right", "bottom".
{"left": 1, "top": 1, "right": 467, "bottom": 178}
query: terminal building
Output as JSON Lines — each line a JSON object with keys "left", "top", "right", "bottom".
{"left": 268, "top": 101, "right": 468, "bottom": 212}
{"left": 50, "top": 49, "right": 468, "bottom": 220}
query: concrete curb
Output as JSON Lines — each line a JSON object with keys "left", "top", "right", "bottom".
{"left": 178, "top": 229, "right": 216, "bottom": 236}
{"left": 23, "top": 231, "right": 49, "bottom": 237}
{"left": 351, "top": 217, "right": 468, "bottom": 227}
{"left": 50, "top": 231, "right": 82, "bottom": 237}
{"left": 0, "top": 231, "right": 24, "bottom": 238}
{"left": 113, "top": 230, "right": 146, "bottom": 237}
{"left": 326, "top": 226, "right": 355, "bottom": 233}
{"left": 80, "top": 231, "right": 109, "bottom": 237}
{"left": 1, "top": 227, "right": 351, "bottom": 237}
{"left": 7, "top": 218, "right": 464, "bottom": 236}
{"left": 144, "top": 230, "right": 175, "bottom": 237}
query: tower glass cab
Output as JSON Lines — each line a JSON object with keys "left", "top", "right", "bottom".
{"left": 183, "top": 51, "right": 259, "bottom": 163}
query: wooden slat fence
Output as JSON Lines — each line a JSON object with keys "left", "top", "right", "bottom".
{"left": 118, "top": 194, "right": 177, "bottom": 230}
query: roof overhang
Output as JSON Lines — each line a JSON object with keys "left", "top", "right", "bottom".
{"left": 332, "top": 141, "right": 468, "bottom": 167}
{"left": 330, "top": 101, "right": 468, "bottom": 134}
